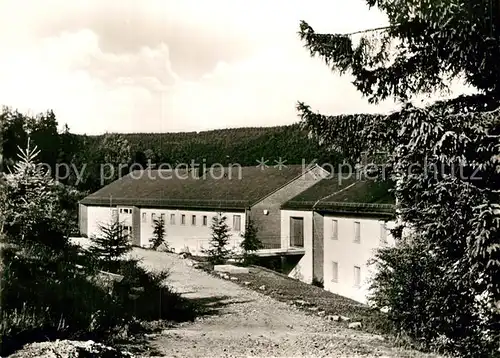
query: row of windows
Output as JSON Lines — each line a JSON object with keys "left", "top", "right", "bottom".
{"left": 141, "top": 212, "right": 242, "bottom": 231}
{"left": 331, "top": 261, "right": 361, "bottom": 287}
{"left": 330, "top": 220, "right": 388, "bottom": 244}
{"left": 119, "top": 208, "right": 132, "bottom": 214}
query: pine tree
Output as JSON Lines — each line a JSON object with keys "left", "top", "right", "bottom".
{"left": 150, "top": 216, "right": 166, "bottom": 250}
{"left": 89, "top": 220, "right": 132, "bottom": 272}
{"left": 3, "top": 138, "right": 68, "bottom": 250}
{"left": 204, "top": 213, "right": 231, "bottom": 265}
{"left": 240, "top": 219, "right": 262, "bottom": 265}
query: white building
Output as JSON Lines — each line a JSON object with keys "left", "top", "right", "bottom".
{"left": 280, "top": 177, "right": 396, "bottom": 304}
{"left": 79, "top": 165, "right": 327, "bottom": 255}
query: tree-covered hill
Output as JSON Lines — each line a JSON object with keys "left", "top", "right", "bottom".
{"left": 1, "top": 107, "right": 341, "bottom": 193}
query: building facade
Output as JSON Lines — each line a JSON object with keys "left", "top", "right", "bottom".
{"left": 79, "top": 164, "right": 327, "bottom": 254}
{"left": 322, "top": 214, "right": 395, "bottom": 303}
{"left": 281, "top": 177, "right": 396, "bottom": 303}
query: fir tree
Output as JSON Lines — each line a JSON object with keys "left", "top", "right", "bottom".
{"left": 240, "top": 219, "right": 263, "bottom": 265}
{"left": 204, "top": 213, "right": 231, "bottom": 264}
{"left": 150, "top": 216, "right": 167, "bottom": 250}
{"left": 89, "top": 220, "right": 132, "bottom": 272}
{"left": 3, "top": 138, "right": 68, "bottom": 250}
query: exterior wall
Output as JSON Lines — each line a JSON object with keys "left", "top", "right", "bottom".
{"left": 85, "top": 206, "right": 118, "bottom": 238}
{"left": 139, "top": 208, "right": 246, "bottom": 255}
{"left": 131, "top": 206, "right": 141, "bottom": 246}
{"left": 251, "top": 166, "right": 328, "bottom": 249}
{"left": 117, "top": 206, "right": 133, "bottom": 226}
{"left": 323, "top": 214, "right": 395, "bottom": 304}
{"left": 280, "top": 210, "right": 313, "bottom": 284}
{"left": 78, "top": 204, "right": 88, "bottom": 236}
{"left": 312, "top": 211, "right": 324, "bottom": 283}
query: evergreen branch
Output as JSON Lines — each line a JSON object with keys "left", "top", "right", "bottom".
{"left": 341, "top": 25, "right": 393, "bottom": 37}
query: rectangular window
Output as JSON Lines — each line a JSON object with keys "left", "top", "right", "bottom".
{"left": 191, "top": 215, "right": 196, "bottom": 225}
{"left": 203, "top": 215, "right": 208, "bottom": 226}
{"left": 354, "top": 221, "right": 360, "bottom": 243}
{"left": 152, "top": 213, "right": 156, "bottom": 221}
{"left": 170, "top": 214, "right": 175, "bottom": 225}
{"left": 119, "top": 208, "right": 123, "bottom": 214}
{"left": 141, "top": 212, "right": 146, "bottom": 222}
{"left": 181, "top": 214, "right": 186, "bottom": 225}
{"left": 332, "top": 219, "right": 338, "bottom": 240}
{"left": 380, "top": 222, "right": 387, "bottom": 244}
{"left": 233, "top": 215, "right": 241, "bottom": 231}
{"left": 331, "top": 261, "right": 338, "bottom": 282}
{"left": 160, "top": 213, "right": 165, "bottom": 221}
{"left": 354, "top": 266, "right": 361, "bottom": 287}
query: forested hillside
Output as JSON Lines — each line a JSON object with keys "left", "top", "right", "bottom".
{"left": 1, "top": 107, "right": 340, "bottom": 193}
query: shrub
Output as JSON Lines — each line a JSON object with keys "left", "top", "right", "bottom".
{"left": 1, "top": 141, "right": 197, "bottom": 356}
{"left": 89, "top": 221, "right": 132, "bottom": 272}
{"left": 240, "top": 219, "right": 263, "bottom": 265}
{"left": 0, "top": 245, "right": 125, "bottom": 356}
{"left": 150, "top": 216, "right": 166, "bottom": 250}
{"left": 312, "top": 278, "right": 323, "bottom": 288}
{"left": 203, "top": 213, "right": 231, "bottom": 265}
{"left": 0, "top": 141, "right": 128, "bottom": 355}
{"left": 369, "top": 235, "right": 500, "bottom": 357}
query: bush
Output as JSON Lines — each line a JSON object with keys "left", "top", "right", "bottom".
{"left": 150, "top": 216, "right": 167, "bottom": 251}
{"left": 312, "top": 278, "right": 323, "bottom": 288}
{"left": 1, "top": 141, "right": 197, "bottom": 356}
{"left": 240, "top": 219, "right": 263, "bottom": 265}
{"left": 203, "top": 213, "right": 231, "bottom": 265}
{"left": 369, "top": 236, "right": 500, "bottom": 357}
{"left": 89, "top": 221, "right": 132, "bottom": 272}
{"left": 0, "top": 245, "right": 126, "bottom": 356}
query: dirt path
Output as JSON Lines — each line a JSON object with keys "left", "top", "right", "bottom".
{"left": 131, "top": 248, "right": 441, "bottom": 358}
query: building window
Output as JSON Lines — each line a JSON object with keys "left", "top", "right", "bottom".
{"left": 191, "top": 215, "right": 196, "bottom": 225}
{"left": 181, "top": 214, "right": 186, "bottom": 225}
{"left": 141, "top": 212, "right": 146, "bottom": 222}
{"left": 160, "top": 213, "right": 165, "bottom": 222}
{"left": 331, "top": 261, "right": 338, "bottom": 282}
{"left": 203, "top": 215, "right": 208, "bottom": 226}
{"left": 111, "top": 209, "right": 118, "bottom": 221}
{"left": 380, "top": 222, "right": 387, "bottom": 244}
{"left": 354, "top": 221, "right": 360, "bottom": 243}
{"left": 119, "top": 208, "right": 123, "bottom": 214}
{"left": 233, "top": 215, "right": 241, "bottom": 231}
{"left": 354, "top": 266, "right": 361, "bottom": 287}
{"left": 170, "top": 214, "right": 175, "bottom": 225}
{"left": 332, "top": 219, "right": 338, "bottom": 240}
{"left": 152, "top": 213, "right": 156, "bottom": 222}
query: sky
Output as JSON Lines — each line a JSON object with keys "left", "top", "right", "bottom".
{"left": 0, "top": 0, "right": 471, "bottom": 134}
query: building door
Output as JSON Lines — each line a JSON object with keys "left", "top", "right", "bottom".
{"left": 290, "top": 217, "right": 304, "bottom": 247}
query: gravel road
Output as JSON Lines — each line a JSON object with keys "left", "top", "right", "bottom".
{"left": 131, "top": 248, "right": 442, "bottom": 358}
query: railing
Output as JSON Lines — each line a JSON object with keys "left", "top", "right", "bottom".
{"left": 284, "top": 201, "right": 395, "bottom": 213}
{"left": 260, "top": 242, "right": 282, "bottom": 250}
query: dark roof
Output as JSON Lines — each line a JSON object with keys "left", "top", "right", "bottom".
{"left": 282, "top": 175, "right": 395, "bottom": 216}
{"left": 80, "top": 165, "right": 309, "bottom": 210}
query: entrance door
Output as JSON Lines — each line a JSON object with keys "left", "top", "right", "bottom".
{"left": 290, "top": 217, "right": 304, "bottom": 247}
